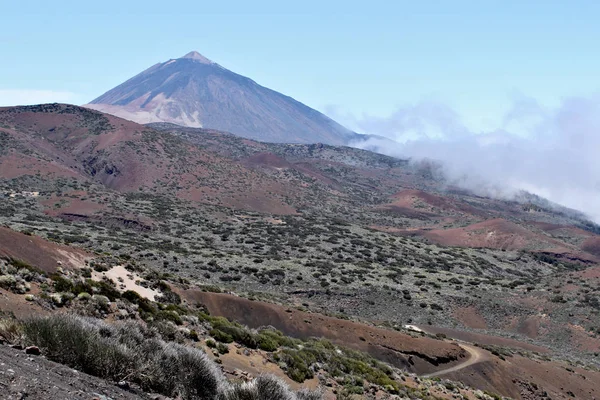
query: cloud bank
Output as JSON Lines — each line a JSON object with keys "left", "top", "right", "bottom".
{"left": 0, "top": 90, "right": 81, "bottom": 107}
{"left": 331, "top": 94, "right": 600, "bottom": 222}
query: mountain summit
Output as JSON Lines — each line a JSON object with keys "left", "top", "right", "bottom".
{"left": 85, "top": 52, "right": 356, "bottom": 144}
{"left": 181, "top": 51, "right": 216, "bottom": 64}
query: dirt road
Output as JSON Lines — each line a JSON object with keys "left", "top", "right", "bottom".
{"left": 423, "top": 343, "right": 488, "bottom": 378}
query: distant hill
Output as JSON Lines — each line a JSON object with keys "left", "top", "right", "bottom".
{"left": 2, "top": 103, "right": 599, "bottom": 263}
{"left": 86, "top": 51, "right": 358, "bottom": 145}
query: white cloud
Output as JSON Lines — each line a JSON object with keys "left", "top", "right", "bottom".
{"left": 336, "top": 94, "right": 600, "bottom": 223}
{"left": 0, "top": 90, "right": 81, "bottom": 106}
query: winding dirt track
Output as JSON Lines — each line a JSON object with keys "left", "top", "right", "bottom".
{"left": 178, "top": 290, "right": 467, "bottom": 374}
{"left": 423, "top": 343, "right": 487, "bottom": 378}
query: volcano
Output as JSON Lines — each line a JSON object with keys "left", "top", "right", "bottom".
{"left": 86, "top": 51, "right": 357, "bottom": 145}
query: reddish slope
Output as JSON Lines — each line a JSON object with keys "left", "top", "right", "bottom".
{"left": 0, "top": 104, "right": 301, "bottom": 214}
{"left": 421, "top": 219, "right": 599, "bottom": 264}
{"left": 380, "top": 189, "right": 484, "bottom": 219}
{"left": 177, "top": 289, "right": 466, "bottom": 374}
{"left": 581, "top": 237, "right": 600, "bottom": 257}
{"left": 4, "top": 104, "right": 600, "bottom": 256}
{"left": 0, "top": 227, "right": 90, "bottom": 273}
{"left": 425, "top": 218, "right": 550, "bottom": 250}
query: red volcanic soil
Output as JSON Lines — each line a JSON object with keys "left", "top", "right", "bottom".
{"left": 40, "top": 193, "right": 106, "bottom": 217}
{"left": 0, "top": 227, "right": 90, "bottom": 273}
{"left": 419, "top": 325, "right": 600, "bottom": 399}
{"left": 375, "top": 190, "right": 600, "bottom": 261}
{"left": 388, "top": 190, "right": 453, "bottom": 210}
{"left": 419, "top": 325, "right": 548, "bottom": 354}
{"left": 378, "top": 189, "right": 482, "bottom": 219}
{"left": 0, "top": 153, "right": 83, "bottom": 180}
{"left": 424, "top": 218, "right": 540, "bottom": 250}
{"left": 246, "top": 153, "right": 345, "bottom": 188}
{"left": 0, "top": 105, "right": 303, "bottom": 215}
{"left": 291, "top": 161, "right": 340, "bottom": 187}
{"left": 531, "top": 221, "right": 593, "bottom": 237}
{"left": 581, "top": 237, "right": 600, "bottom": 257}
{"left": 245, "top": 152, "right": 292, "bottom": 169}
{"left": 576, "top": 264, "right": 600, "bottom": 279}
{"left": 567, "top": 323, "right": 600, "bottom": 353}
{"left": 377, "top": 205, "right": 436, "bottom": 220}
{"left": 177, "top": 290, "right": 467, "bottom": 374}
{"left": 452, "top": 306, "right": 488, "bottom": 330}
{"left": 510, "top": 315, "right": 541, "bottom": 339}
{"left": 422, "top": 218, "right": 589, "bottom": 256}
{"left": 0, "top": 287, "right": 48, "bottom": 319}
{"left": 181, "top": 291, "right": 600, "bottom": 399}
{"left": 444, "top": 354, "right": 600, "bottom": 399}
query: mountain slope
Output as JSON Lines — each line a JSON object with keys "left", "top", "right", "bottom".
{"left": 3, "top": 103, "right": 600, "bottom": 267}
{"left": 0, "top": 103, "right": 302, "bottom": 214}
{"left": 2, "top": 104, "right": 600, "bottom": 398}
{"left": 86, "top": 51, "right": 356, "bottom": 145}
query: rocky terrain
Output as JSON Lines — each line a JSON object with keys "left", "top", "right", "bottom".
{"left": 0, "top": 104, "right": 599, "bottom": 399}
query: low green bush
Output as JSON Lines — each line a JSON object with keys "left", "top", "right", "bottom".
{"left": 210, "top": 318, "right": 257, "bottom": 348}
{"left": 256, "top": 329, "right": 298, "bottom": 351}
{"left": 210, "top": 329, "right": 234, "bottom": 343}
{"left": 21, "top": 314, "right": 318, "bottom": 400}
{"left": 219, "top": 375, "right": 322, "bottom": 400}
{"left": 217, "top": 342, "right": 229, "bottom": 354}
{"left": 276, "top": 339, "right": 399, "bottom": 392}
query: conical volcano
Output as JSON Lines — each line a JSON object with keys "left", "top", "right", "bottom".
{"left": 86, "top": 52, "right": 356, "bottom": 144}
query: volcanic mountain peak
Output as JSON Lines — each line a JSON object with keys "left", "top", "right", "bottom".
{"left": 85, "top": 52, "right": 358, "bottom": 144}
{"left": 181, "top": 51, "right": 215, "bottom": 64}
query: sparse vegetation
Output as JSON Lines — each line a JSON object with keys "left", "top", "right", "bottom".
{"left": 1, "top": 104, "right": 600, "bottom": 398}
{"left": 19, "top": 314, "right": 321, "bottom": 400}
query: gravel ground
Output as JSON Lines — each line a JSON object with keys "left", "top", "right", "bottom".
{"left": 0, "top": 344, "right": 152, "bottom": 400}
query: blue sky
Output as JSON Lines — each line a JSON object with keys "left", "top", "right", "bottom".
{"left": 1, "top": 0, "right": 599, "bottom": 132}
{"left": 3, "top": 1, "right": 600, "bottom": 219}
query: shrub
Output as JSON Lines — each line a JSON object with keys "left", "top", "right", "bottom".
{"left": 218, "top": 375, "right": 295, "bottom": 400}
{"left": 157, "top": 310, "right": 183, "bottom": 325}
{"left": 256, "top": 329, "right": 297, "bottom": 352}
{"left": 122, "top": 290, "right": 159, "bottom": 319}
{"left": 296, "top": 388, "right": 324, "bottom": 400}
{"left": 122, "top": 289, "right": 143, "bottom": 302}
{"left": 166, "top": 343, "right": 224, "bottom": 400}
{"left": 77, "top": 292, "right": 92, "bottom": 301}
{"left": 0, "top": 274, "right": 17, "bottom": 290}
{"left": 22, "top": 315, "right": 222, "bottom": 399}
{"left": 210, "top": 329, "right": 234, "bottom": 343}
{"left": 156, "top": 284, "right": 182, "bottom": 304}
{"left": 257, "top": 333, "right": 279, "bottom": 352}
{"left": 217, "top": 342, "right": 229, "bottom": 354}
{"left": 277, "top": 339, "right": 399, "bottom": 392}
{"left": 0, "top": 318, "right": 23, "bottom": 343}
{"left": 210, "top": 318, "right": 257, "bottom": 348}
{"left": 89, "top": 279, "right": 121, "bottom": 300}
{"left": 52, "top": 275, "right": 74, "bottom": 292}
{"left": 20, "top": 314, "right": 320, "bottom": 400}
{"left": 279, "top": 349, "right": 315, "bottom": 382}
{"left": 92, "top": 294, "right": 110, "bottom": 310}
{"left": 148, "top": 320, "right": 182, "bottom": 343}
{"left": 8, "top": 258, "right": 42, "bottom": 275}
{"left": 22, "top": 314, "right": 135, "bottom": 379}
